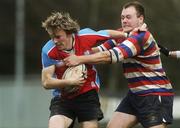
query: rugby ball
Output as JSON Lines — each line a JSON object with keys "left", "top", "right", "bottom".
{"left": 62, "top": 64, "right": 87, "bottom": 94}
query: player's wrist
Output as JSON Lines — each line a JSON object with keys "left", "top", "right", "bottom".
{"left": 169, "top": 51, "right": 180, "bottom": 59}
{"left": 160, "top": 47, "right": 170, "bottom": 56}
{"left": 109, "top": 49, "right": 118, "bottom": 63}
{"left": 77, "top": 56, "right": 85, "bottom": 65}
{"left": 124, "top": 32, "right": 129, "bottom": 38}
{"left": 176, "top": 51, "right": 180, "bottom": 59}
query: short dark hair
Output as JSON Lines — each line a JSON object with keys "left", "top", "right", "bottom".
{"left": 123, "top": 1, "right": 145, "bottom": 19}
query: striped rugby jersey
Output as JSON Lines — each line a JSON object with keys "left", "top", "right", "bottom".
{"left": 99, "top": 31, "right": 174, "bottom": 96}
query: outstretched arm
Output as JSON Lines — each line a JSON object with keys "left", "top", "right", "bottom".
{"left": 91, "top": 23, "right": 148, "bottom": 53}
{"left": 64, "top": 31, "right": 148, "bottom": 66}
{"left": 169, "top": 51, "right": 180, "bottom": 59}
{"left": 158, "top": 44, "right": 180, "bottom": 59}
{"left": 64, "top": 51, "right": 111, "bottom": 66}
{"left": 106, "top": 30, "right": 128, "bottom": 39}
{"left": 158, "top": 44, "right": 170, "bottom": 56}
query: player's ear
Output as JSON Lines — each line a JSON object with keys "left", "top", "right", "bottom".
{"left": 139, "top": 15, "right": 144, "bottom": 25}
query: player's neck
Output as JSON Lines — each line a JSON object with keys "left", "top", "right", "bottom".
{"left": 64, "top": 35, "right": 75, "bottom": 52}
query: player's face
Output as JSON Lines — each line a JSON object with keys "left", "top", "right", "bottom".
{"left": 121, "top": 6, "right": 143, "bottom": 32}
{"left": 50, "top": 30, "right": 72, "bottom": 50}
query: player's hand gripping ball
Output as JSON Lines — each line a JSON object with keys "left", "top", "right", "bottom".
{"left": 62, "top": 64, "right": 87, "bottom": 94}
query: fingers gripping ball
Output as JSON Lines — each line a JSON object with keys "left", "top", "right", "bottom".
{"left": 62, "top": 64, "right": 87, "bottom": 94}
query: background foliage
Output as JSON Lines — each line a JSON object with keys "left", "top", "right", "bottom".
{"left": 0, "top": 0, "right": 180, "bottom": 93}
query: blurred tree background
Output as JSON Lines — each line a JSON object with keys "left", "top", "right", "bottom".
{"left": 0, "top": 0, "right": 180, "bottom": 91}
{"left": 0, "top": 0, "right": 180, "bottom": 93}
{"left": 0, "top": 0, "right": 180, "bottom": 127}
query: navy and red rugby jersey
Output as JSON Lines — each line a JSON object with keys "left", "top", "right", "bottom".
{"left": 97, "top": 29, "right": 174, "bottom": 96}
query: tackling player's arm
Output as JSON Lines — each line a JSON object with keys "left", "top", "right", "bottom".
{"left": 64, "top": 31, "right": 147, "bottom": 66}
{"left": 91, "top": 47, "right": 100, "bottom": 53}
{"left": 106, "top": 30, "right": 128, "bottom": 38}
{"left": 41, "top": 65, "right": 85, "bottom": 89}
{"left": 91, "top": 24, "right": 148, "bottom": 54}
{"left": 64, "top": 51, "right": 111, "bottom": 66}
{"left": 158, "top": 44, "right": 180, "bottom": 59}
{"left": 169, "top": 51, "right": 180, "bottom": 59}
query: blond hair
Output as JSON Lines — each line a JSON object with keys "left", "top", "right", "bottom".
{"left": 42, "top": 12, "right": 80, "bottom": 35}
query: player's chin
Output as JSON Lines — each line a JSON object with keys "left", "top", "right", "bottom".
{"left": 123, "top": 27, "right": 133, "bottom": 33}
{"left": 56, "top": 44, "right": 64, "bottom": 50}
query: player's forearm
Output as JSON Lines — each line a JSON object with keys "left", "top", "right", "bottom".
{"left": 107, "top": 30, "right": 127, "bottom": 38}
{"left": 158, "top": 44, "right": 169, "bottom": 56}
{"left": 41, "top": 66, "right": 72, "bottom": 89}
{"left": 169, "top": 51, "right": 180, "bottom": 59}
{"left": 42, "top": 77, "right": 71, "bottom": 89}
{"left": 91, "top": 47, "right": 100, "bottom": 53}
{"left": 78, "top": 51, "right": 111, "bottom": 64}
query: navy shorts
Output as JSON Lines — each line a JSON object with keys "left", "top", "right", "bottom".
{"left": 49, "top": 89, "right": 103, "bottom": 122}
{"left": 116, "top": 91, "right": 174, "bottom": 128}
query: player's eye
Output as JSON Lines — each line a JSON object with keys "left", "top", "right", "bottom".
{"left": 50, "top": 35, "right": 62, "bottom": 39}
